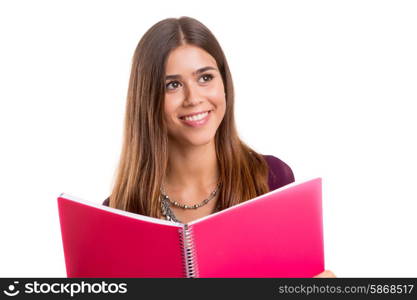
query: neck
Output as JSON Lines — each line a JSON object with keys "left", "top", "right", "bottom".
{"left": 165, "top": 139, "right": 219, "bottom": 190}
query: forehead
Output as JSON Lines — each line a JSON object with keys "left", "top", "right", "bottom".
{"left": 165, "top": 45, "right": 218, "bottom": 74}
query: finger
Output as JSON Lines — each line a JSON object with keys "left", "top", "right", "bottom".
{"left": 314, "top": 270, "right": 336, "bottom": 278}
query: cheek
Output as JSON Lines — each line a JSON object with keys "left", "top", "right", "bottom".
{"left": 216, "top": 92, "right": 226, "bottom": 114}
{"left": 164, "top": 94, "right": 181, "bottom": 121}
{"left": 207, "top": 82, "right": 226, "bottom": 107}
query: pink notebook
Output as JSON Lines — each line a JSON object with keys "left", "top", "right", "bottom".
{"left": 57, "top": 177, "right": 324, "bottom": 278}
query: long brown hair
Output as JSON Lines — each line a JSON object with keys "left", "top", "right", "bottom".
{"left": 109, "top": 16, "right": 269, "bottom": 218}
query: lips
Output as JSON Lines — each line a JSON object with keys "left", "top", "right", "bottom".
{"left": 179, "top": 110, "right": 212, "bottom": 127}
{"left": 179, "top": 110, "right": 212, "bottom": 120}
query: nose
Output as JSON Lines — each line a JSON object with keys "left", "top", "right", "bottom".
{"left": 183, "top": 83, "right": 203, "bottom": 106}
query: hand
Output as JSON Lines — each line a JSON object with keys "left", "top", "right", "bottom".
{"left": 313, "top": 270, "right": 336, "bottom": 278}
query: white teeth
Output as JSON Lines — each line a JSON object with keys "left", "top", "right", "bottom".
{"left": 183, "top": 111, "right": 208, "bottom": 121}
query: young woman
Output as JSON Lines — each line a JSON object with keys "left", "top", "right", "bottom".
{"left": 103, "top": 16, "right": 335, "bottom": 278}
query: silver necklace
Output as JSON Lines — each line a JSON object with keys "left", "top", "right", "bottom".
{"left": 159, "top": 182, "right": 221, "bottom": 223}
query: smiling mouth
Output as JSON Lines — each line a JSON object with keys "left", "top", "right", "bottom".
{"left": 179, "top": 110, "right": 212, "bottom": 121}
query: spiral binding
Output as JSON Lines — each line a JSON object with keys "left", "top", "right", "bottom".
{"left": 179, "top": 224, "right": 198, "bottom": 278}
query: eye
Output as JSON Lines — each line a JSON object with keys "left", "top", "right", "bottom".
{"left": 198, "top": 74, "right": 214, "bottom": 83}
{"left": 166, "top": 80, "right": 182, "bottom": 91}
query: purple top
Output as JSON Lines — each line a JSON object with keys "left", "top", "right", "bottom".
{"left": 102, "top": 155, "right": 294, "bottom": 206}
{"left": 263, "top": 155, "right": 295, "bottom": 191}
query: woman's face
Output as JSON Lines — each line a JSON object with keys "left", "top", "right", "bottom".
{"left": 164, "top": 44, "right": 226, "bottom": 148}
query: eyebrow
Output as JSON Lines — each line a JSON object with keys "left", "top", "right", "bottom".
{"left": 165, "top": 66, "right": 218, "bottom": 81}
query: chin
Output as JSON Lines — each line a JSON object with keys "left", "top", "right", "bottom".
{"left": 168, "top": 125, "right": 219, "bottom": 147}
{"left": 174, "top": 132, "right": 216, "bottom": 147}
{"left": 186, "top": 136, "right": 215, "bottom": 147}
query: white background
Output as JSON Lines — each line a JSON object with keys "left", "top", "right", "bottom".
{"left": 0, "top": 0, "right": 416, "bottom": 277}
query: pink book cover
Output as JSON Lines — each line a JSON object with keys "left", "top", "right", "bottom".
{"left": 57, "top": 177, "right": 324, "bottom": 278}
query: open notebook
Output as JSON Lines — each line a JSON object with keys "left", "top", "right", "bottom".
{"left": 57, "top": 177, "right": 324, "bottom": 278}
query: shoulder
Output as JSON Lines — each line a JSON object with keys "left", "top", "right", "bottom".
{"left": 102, "top": 197, "right": 109, "bottom": 206}
{"left": 262, "top": 154, "right": 295, "bottom": 191}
